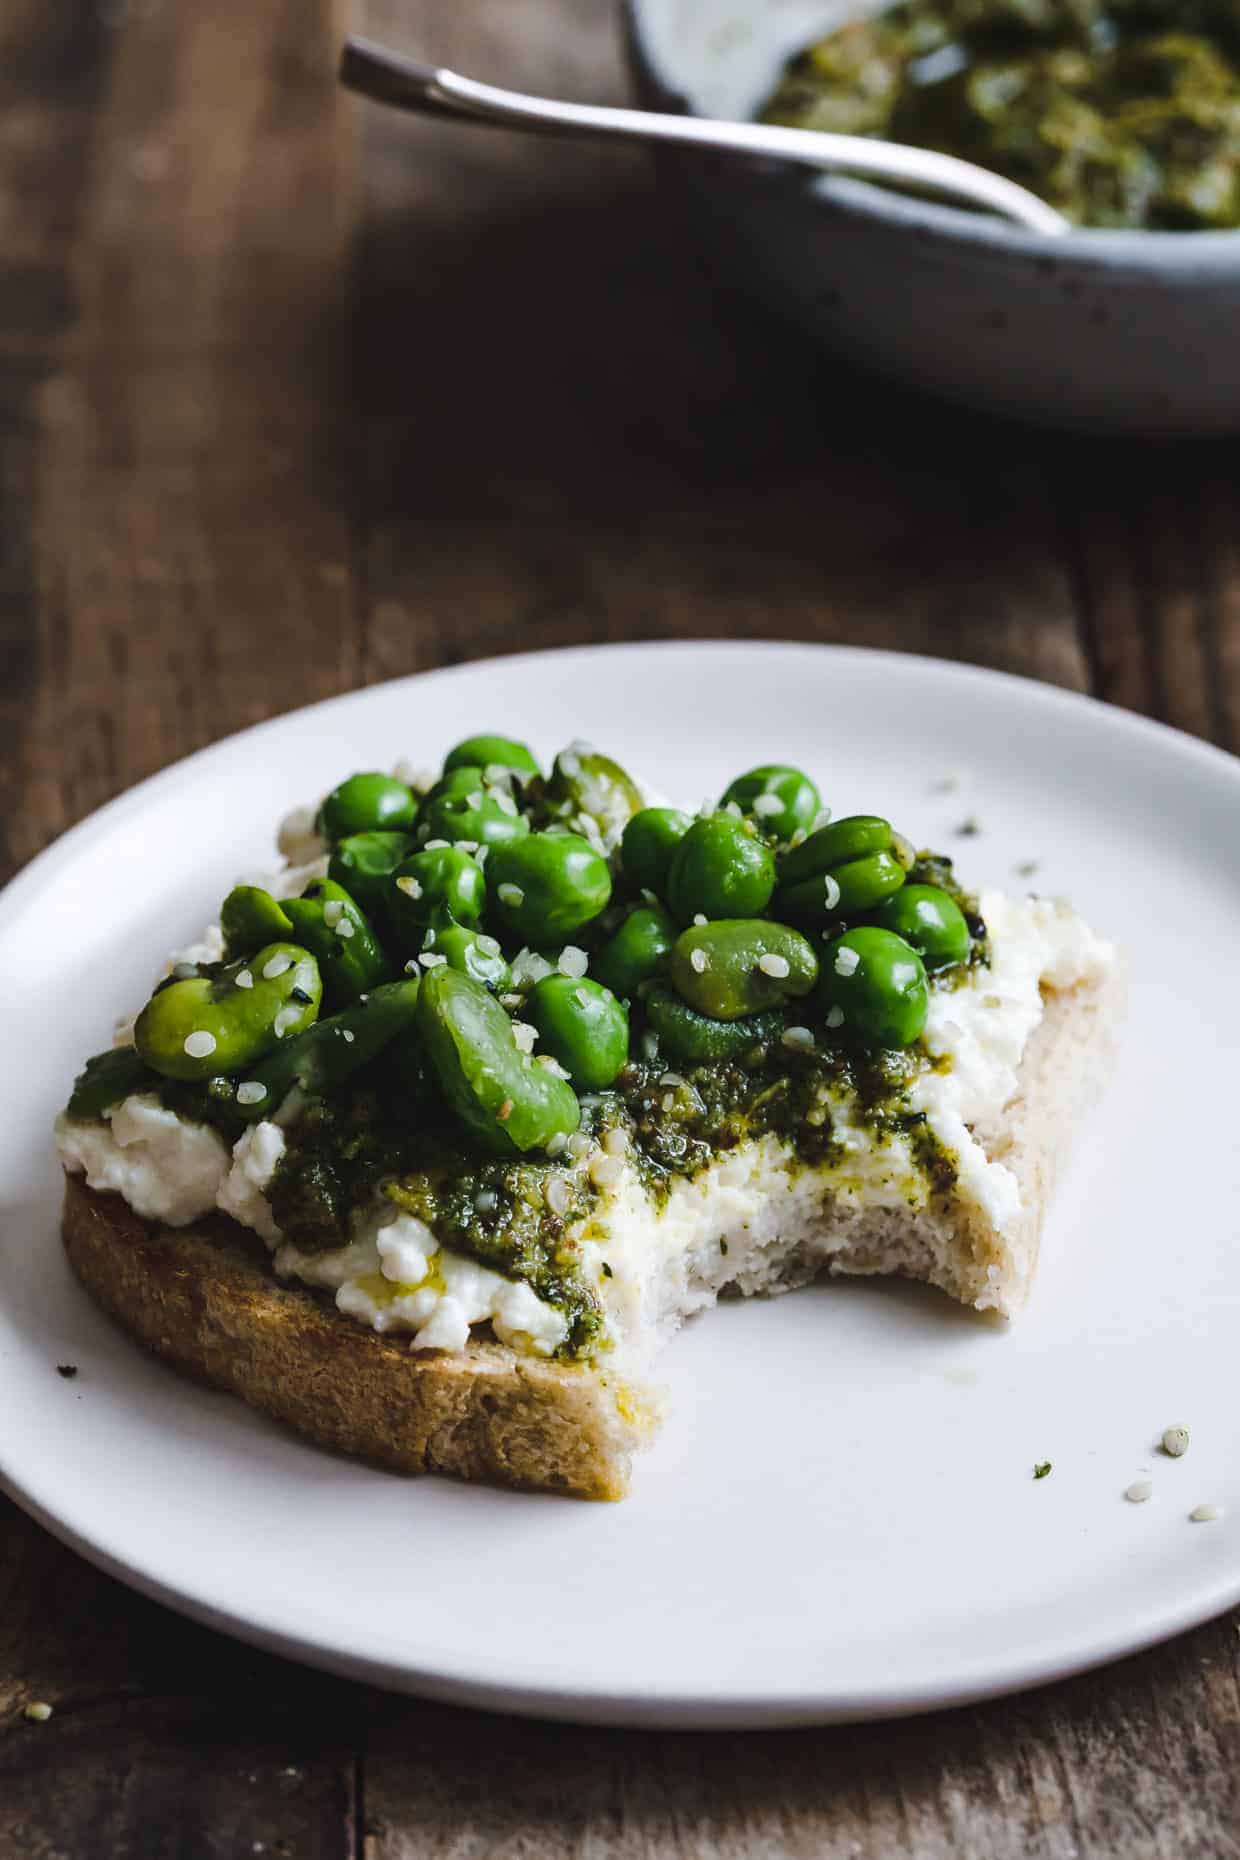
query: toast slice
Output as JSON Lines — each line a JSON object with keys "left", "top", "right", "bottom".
{"left": 61, "top": 959, "right": 1124, "bottom": 1501}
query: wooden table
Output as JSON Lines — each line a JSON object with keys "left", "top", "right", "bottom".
{"left": 4, "top": 1, "right": 1240, "bottom": 1853}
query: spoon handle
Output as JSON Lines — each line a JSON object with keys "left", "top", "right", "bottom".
{"left": 339, "top": 37, "right": 1068, "bottom": 237}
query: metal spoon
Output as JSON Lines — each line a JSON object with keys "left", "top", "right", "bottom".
{"left": 339, "top": 37, "right": 1069, "bottom": 237}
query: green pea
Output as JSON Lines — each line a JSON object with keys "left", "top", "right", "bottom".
{"left": 328, "top": 831, "right": 414, "bottom": 916}
{"left": 665, "top": 813, "right": 775, "bottom": 924}
{"left": 778, "top": 851, "right": 906, "bottom": 924}
{"left": 390, "top": 845, "right": 486, "bottom": 943}
{"left": 543, "top": 744, "right": 643, "bottom": 850}
{"left": 620, "top": 808, "right": 693, "bottom": 896}
{"left": 817, "top": 927, "right": 928, "bottom": 1049}
{"left": 871, "top": 885, "right": 970, "bottom": 972}
{"left": 415, "top": 966, "right": 580, "bottom": 1155}
{"left": 318, "top": 772, "right": 417, "bottom": 842}
{"left": 220, "top": 885, "right": 293, "bottom": 961}
{"left": 525, "top": 975, "right": 629, "bottom": 1090}
{"left": 487, "top": 831, "right": 612, "bottom": 943}
{"left": 720, "top": 765, "right": 822, "bottom": 843}
{"left": 232, "top": 979, "right": 421, "bottom": 1122}
{"left": 424, "top": 923, "right": 512, "bottom": 993}
{"left": 592, "top": 903, "right": 676, "bottom": 999}
{"left": 135, "top": 942, "right": 321, "bottom": 1081}
{"left": 645, "top": 986, "right": 783, "bottom": 1066}
{"left": 443, "top": 734, "right": 540, "bottom": 781}
{"left": 775, "top": 816, "right": 906, "bottom": 925}
{"left": 283, "top": 879, "right": 392, "bottom": 1007}
{"left": 417, "top": 765, "right": 530, "bottom": 850}
{"left": 668, "top": 920, "right": 818, "bottom": 1021}
{"left": 66, "top": 1046, "right": 157, "bottom": 1119}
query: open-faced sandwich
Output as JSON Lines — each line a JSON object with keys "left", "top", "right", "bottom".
{"left": 56, "top": 738, "right": 1123, "bottom": 1498}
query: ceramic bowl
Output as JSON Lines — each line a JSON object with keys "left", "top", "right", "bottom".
{"left": 624, "top": 0, "right": 1240, "bottom": 434}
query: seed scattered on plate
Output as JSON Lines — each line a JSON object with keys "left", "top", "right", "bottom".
{"left": 1190, "top": 1503, "right": 1223, "bottom": 1523}
{"left": 823, "top": 874, "right": 841, "bottom": 910}
{"left": 263, "top": 953, "right": 293, "bottom": 979}
{"left": 1125, "top": 1480, "right": 1153, "bottom": 1504}
{"left": 758, "top": 953, "right": 790, "bottom": 978}
{"left": 235, "top": 970, "right": 254, "bottom": 990}
{"left": 693, "top": 913, "right": 708, "bottom": 928}
{"left": 689, "top": 948, "right": 708, "bottom": 973}
{"left": 825, "top": 1004, "right": 846, "bottom": 1029}
{"left": 558, "top": 946, "right": 588, "bottom": 979}
{"left": 1161, "top": 1423, "right": 1190, "bottom": 1458}
{"left": 183, "top": 1030, "right": 216, "bottom": 1059}
{"left": 497, "top": 883, "right": 524, "bottom": 909}
{"left": 834, "top": 947, "right": 860, "bottom": 978}
{"left": 236, "top": 1082, "right": 266, "bottom": 1106}
{"left": 781, "top": 1026, "right": 814, "bottom": 1050}
{"left": 23, "top": 1701, "right": 53, "bottom": 1723}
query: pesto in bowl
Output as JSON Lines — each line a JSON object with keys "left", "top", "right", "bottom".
{"left": 759, "top": 0, "right": 1240, "bottom": 229}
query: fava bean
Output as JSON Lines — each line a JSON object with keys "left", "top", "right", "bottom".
{"left": 666, "top": 813, "right": 775, "bottom": 924}
{"left": 328, "top": 830, "right": 414, "bottom": 916}
{"left": 417, "top": 765, "right": 529, "bottom": 850}
{"left": 592, "top": 903, "right": 676, "bottom": 999}
{"left": 776, "top": 815, "right": 905, "bottom": 925}
{"left": 645, "top": 986, "right": 783, "bottom": 1066}
{"left": 720, "top": 764, "right": 821, "bottom": 843}
{"left": 318, "top": 772, "right": 416, "bottom": 841}
{"left": 525, "top": 975, "right": 629, "bottom": 1089}
{"left": 389, "top": 845, "right": 486, "bottom": 942}
{"left": 424, "top": 923, "right": 512, "bottom": 992}
{"left": 816, "top": 927, "right": 928, "bottom": 1049}
{"left": 135, "top": 942, "right": 321, "bottom": 1081}
{"left": 220, "top": 885, "right": 293, "bottom": 961}
{"left": 284, "top": 878, "right": 392, "bottom": 1006}
{"left": 620, "top": 807, "right": 692, "bottom": 896}
{"left": 871, "top": 884, "right": 970, "bottom": 971}
{"left": 487, "top": 831, "right": 611, "bottom": 943}
{"left": 415, "top": 966, "right": 580, "bottom": 1155}
{"left": 543, "top": 744, "right": 643, "bottom": 849}
{"left": 443, "top": 734, "right": 540, "bottom": 781}
{"left": 669, "top": 919, "right": 818, "bottom": 1020}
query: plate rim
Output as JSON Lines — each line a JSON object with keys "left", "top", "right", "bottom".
{"left": 5, "top": 637, "right": 1240, "bottom": 1729}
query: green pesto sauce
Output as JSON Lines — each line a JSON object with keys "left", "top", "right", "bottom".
{"left": 758, "top": 0, "right": 1240, "bottom": 230}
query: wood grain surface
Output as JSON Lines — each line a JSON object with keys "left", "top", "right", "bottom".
{"left": 3, "top": 0, "right": 1240, "bottom": 1854}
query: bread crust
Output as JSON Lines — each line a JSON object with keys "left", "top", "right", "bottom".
{"left": 61, "top": 1177, "right": 647, "bottom": 1500}
{"left": 60, "top": 964, "right": 1123, "bottom": 1499}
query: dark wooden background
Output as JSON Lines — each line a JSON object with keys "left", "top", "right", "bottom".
{"left": 4, "top": 0, "right": 1240, "bottom": 1853}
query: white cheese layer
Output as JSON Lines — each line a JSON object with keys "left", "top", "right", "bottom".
{"left": 55, "top": 1094, "right": 232, "bottom": 1226}
{"left": 277, "top": 1210, "right": 569, "bottom": 1356}
{"left": 911, "top": 891, "right": 1114, "bottom": 1233}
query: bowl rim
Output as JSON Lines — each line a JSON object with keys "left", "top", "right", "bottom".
{"left": 622, "top": 0, "right": 1240, "bottom": 273}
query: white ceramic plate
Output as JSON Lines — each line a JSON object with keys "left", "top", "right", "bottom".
{"left": 3, "top": 642, "right": 1239, "bottom": 1728}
